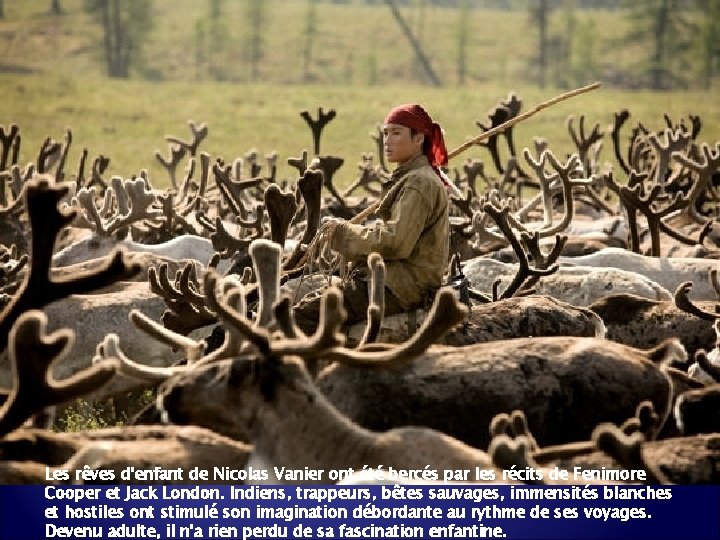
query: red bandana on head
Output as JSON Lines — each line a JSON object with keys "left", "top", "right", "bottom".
{"left": 384, "top": 104, "right": 449, "bottom": 184}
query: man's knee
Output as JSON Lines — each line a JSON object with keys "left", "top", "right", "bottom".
{"left": 293, "top": 291, "right": 323, "bottom": 335}
{"left": 340, "top": 280, "right": 371, "bottom": 323}
{"left": 292, "top": 281, "right": 409, "bottom": 336}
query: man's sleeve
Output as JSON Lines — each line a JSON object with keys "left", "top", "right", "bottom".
{"left": 332, "top": 185, "right": 430, "bottom": 261}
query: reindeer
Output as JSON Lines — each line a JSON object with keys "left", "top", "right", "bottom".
{"left": 144, "top": 266, "right": 502, "bottom": 481}
{"left": 2, "top": 104, "right": 719, "bottom": 490}
{"left": 97, "top": 240, "right": 684, "bottom": 455}
{"left": 557, "top": 247, "right": 720, "bottom": 301}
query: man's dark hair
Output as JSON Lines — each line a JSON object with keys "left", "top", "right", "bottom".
{"left": 410, "top": 128, "right": 432, "bottom": 156}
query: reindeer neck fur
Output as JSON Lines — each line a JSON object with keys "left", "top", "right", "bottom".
{"left": 249, "top": 357, "right": 376, "bottom": 475}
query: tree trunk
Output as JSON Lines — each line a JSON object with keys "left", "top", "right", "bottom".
{"left": 195, "top": 20, "right": 207, "bottom": 81}
{"left": 0, "top": 0, "right": 5, "bottom": 20}
{"left": 302, "top": 0, "right": 317, "bottom": 82}
{"left": 456, "top": 1, "right": 469, "bottom": 85}
{"left": 92, "top": 0, "right": 150, "bottom": 80}
{"left": 650, "top": 0, "right": 670, "bottom": 90}
{"left": 246, "top": 0, "right": 264, "bottom": 81}
{"left": 384, "top": 0, "right": 441, "bottom": 87}
{"left": 98, "top": 0, "right": 130, "bottom": 78}
{"left": 112, "top": 0, "right": 122, "bottom": 76}
{"left": 209, "top": 0, "right": 223, "bottom": 79}
{"left": 51, "top": 0, "right": 62, "bottom": 15}
{"left": 699, "top": 0, "right": 719, "bottom": 89}
{"left": 101, "top": 0, "right": 113, "bottom": 77}
{"left": 537, "top": 0, "right": 549, "bottom": 88}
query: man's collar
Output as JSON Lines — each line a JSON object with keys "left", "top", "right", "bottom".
{"left": 391, "top": 154, "right": 429, "bottom": 179}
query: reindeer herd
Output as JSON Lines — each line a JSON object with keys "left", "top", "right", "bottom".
{"left": 0, "top": 96, "right": 719, "bottom": 486}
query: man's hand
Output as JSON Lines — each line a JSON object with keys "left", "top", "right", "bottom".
{"left": 321, "top": 216, "right": 346, "bottom": 228}
{"left": 320, "top": 217, "right": 345, "bottom": 254}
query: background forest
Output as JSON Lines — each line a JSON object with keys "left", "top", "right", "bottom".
{"left": 3, "top": 0, "right": 719, "bottom": 89}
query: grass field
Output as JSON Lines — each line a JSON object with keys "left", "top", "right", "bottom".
{"left": 1, "top": 1, "right": 719, "bottom": 188}
{"left": 3, "top": 73, "right": 719, "bottom": 188}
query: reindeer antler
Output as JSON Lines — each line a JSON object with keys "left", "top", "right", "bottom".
{"left": 605, "top": 169, "right": 688, "bottom": 256}
{"left": 358, "top": 253, "right": 386, "bottom": 347}
{"left": 300, "top": 108, "right": 337, "bottom": 156}
{"left": 149, "top": 263, "right": 216, "bottom": 335}
{"left": 482, "top": 199, "right": 558, "bottom": 300}
{"left": 0, "top": 180, "right": 139, "bottom": 355}
{"left": 567, "top": 115, "right": 603, "bottom": 175}
{"left": 0, "top": 311, "right": 118, "bottom": 437}
{"left": 671, "top": 142, "right": 720, "bottom": 224}
{"left": 106, "top": 178, "right": 164, "bottom": 235}
{"left": 264, "top": 184, "right": 297, "bottom": 248}
{"left": 311, "top": 155, "right": 345, "bottom": 206}
{"left": 673, "top": 281, "right": 720, "bottom": 322}
{"left": 647, "top": 127, "right": 691, "bottom": 194}
{"left": 283, "top": 170, "right": 323, "bottom": 271}
{"left": 592, "top": 422, "right": 669, "bottom": 485}
{"left": 165, "top": 121, "right": 208, "bottom": 157}
{"left": 0, "top": 124, "right": 20, "bottom": 175}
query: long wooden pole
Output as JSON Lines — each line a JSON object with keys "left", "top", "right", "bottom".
{"left": 447, "top": 81, "right": 601, "bottom": 160}
{"left": 349, "top": 81, "right": 602, "bottom": 225}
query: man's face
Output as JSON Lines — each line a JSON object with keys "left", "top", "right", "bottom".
{"left": 382, "top": 123, "right": 424, "bottom": 165}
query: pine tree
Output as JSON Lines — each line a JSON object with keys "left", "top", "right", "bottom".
{"left": 620, "top": 0, "right": 691, "bottom": 89}
{"left": 84, "top": 0, "right": 154, "bottom": 78}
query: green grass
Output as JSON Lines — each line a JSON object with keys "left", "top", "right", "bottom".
{"left": 3, "top": 73, "right": 719, "bottom": 189}
{"left": 53, "top": 390, "right": 155, "bottom": 432}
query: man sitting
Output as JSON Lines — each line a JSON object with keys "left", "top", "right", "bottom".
{"left": 293, "top": 103, "right": 451, "bottom": 335}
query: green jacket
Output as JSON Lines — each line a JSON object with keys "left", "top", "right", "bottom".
{"left": 331, "top": 154, "right": 449, "bottom": 310}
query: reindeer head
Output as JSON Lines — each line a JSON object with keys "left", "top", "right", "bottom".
{"left": 100, "top": 235, "right": 467, "bottom": 454}
{"left": 159, "top": 353, "right": 316, "bottom": 442}
{"left": 52, "top": 231, "right": 119, "bottom": 267}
